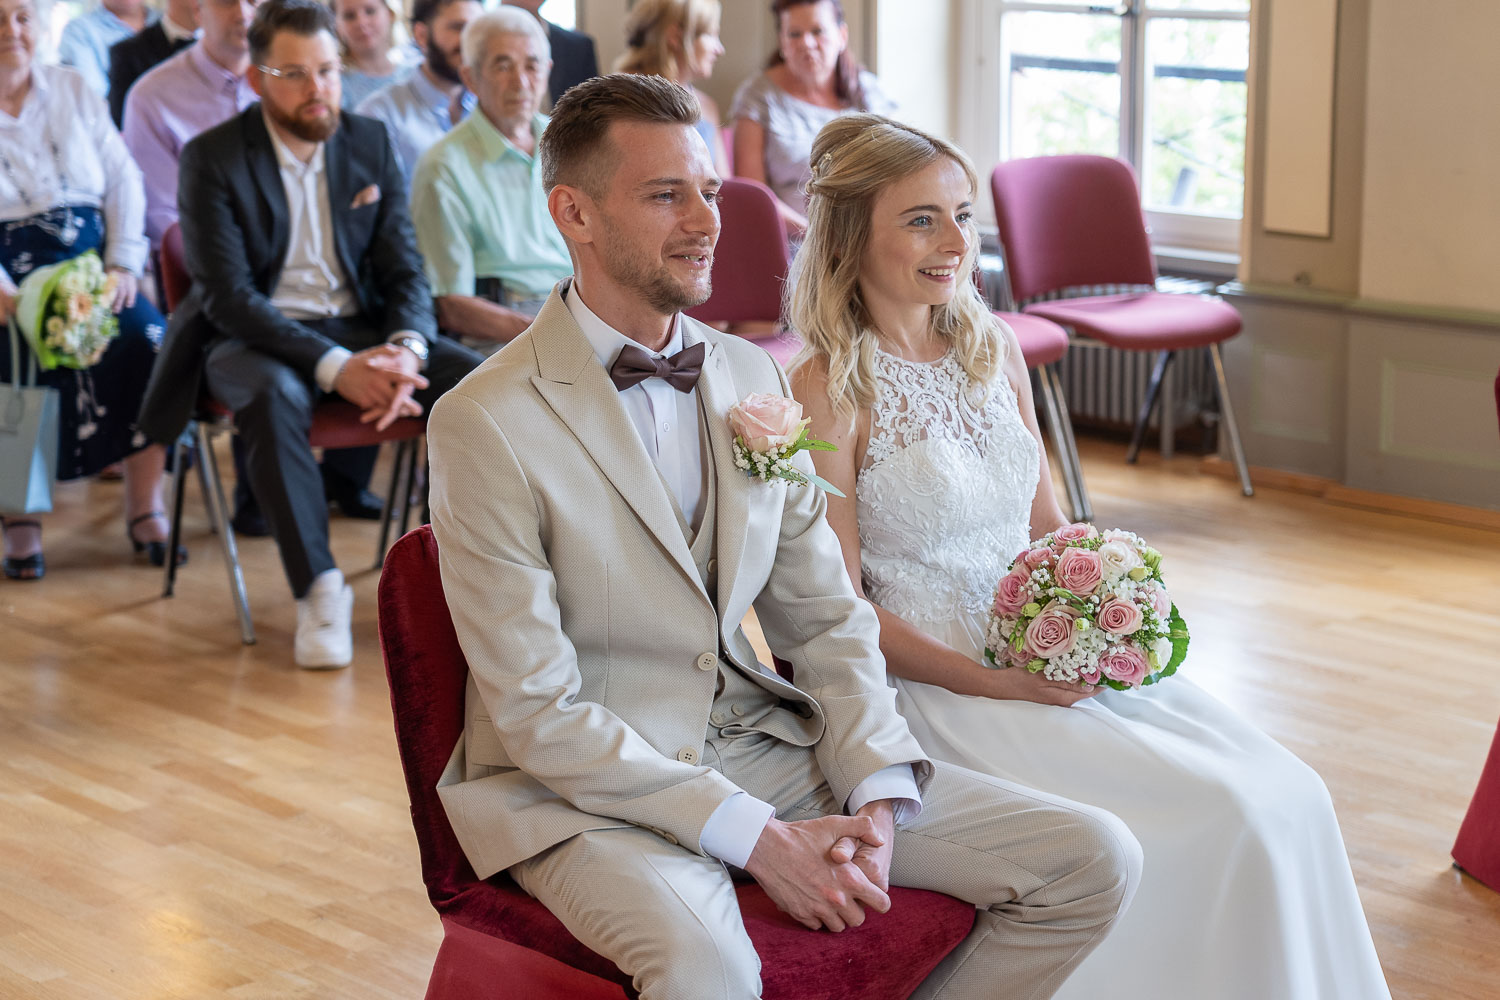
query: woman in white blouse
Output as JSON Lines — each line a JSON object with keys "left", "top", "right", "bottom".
{"left": 0, "top": 0, "right": 181, "bottom": 580}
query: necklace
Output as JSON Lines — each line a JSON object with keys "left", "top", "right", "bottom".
{"left": 0, "top": 101, "right": 71, "bottom": 221}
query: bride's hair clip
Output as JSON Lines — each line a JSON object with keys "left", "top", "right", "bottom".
{"left": 810, "top": 151, "right": 835, "bottom": 180}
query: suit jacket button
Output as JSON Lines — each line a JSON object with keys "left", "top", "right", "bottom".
{"left": 663, "top": 832, "right": 679, "bottom": 846}
{"left": 731, "top": 703, "right": 747, "bottom": 717}
{"left": 676, "top": 747, "right": 699, "bottom": 764}
{"left": 710, "top": 711, "right": 727, "bottom": 726}
{"left": 707, "top": 559, "right": 717, "bottom": 574}
{"left": 697, "top": 652, "right": 717, "bottom": 671}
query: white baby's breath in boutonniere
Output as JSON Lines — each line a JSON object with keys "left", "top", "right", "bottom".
{"left": 728, "top": 393, "right": 846, "bottom": 497}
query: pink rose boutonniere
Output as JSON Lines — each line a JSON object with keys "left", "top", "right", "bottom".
{"left": 728, "top": 393, "right": 846, "bottom": 497}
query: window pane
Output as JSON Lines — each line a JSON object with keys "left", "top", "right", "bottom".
{"left": 1145, "top": 0, "right": 1250, "bottom": 12}
{"left": 547, "top": 1, "right": 578, "bottom": 30}
{"left": 1142, "top": 17, "right": 1248, "bottom": 218}
{"left": 1002, "top": 11, "right": 1122, "bottom": 160}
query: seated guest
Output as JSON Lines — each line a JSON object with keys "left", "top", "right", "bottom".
{"left": 136, "top": 0, "right": 482, "bottom": 667}
{"left": 730, "top": 0, "right": 895, "bottom": 232}
{"left": 355, "top": 0, "right": 481, "bottom": 187}
{"left": 57, "top": 0, "right": 155, "bottom": 97}
{"left": 0, "top": 0, "right": 178, "bottom": 581}
{"left": 332, "top": 0, "right": 411, "bottom": 109}
{"left": 425, "top": 72, "right": 1139, "bottom": 1000}
{"left": 106, "top": 0, "right": 197, "bottom": 127}
{"left": 499, "top": 0, "right": 596, "bottom": 107}
{"left": 409, "top": 7, "right": 568, "bottom": 355}
{"left": 122, "top": 0, "right": 259, "bottom": 247}
{"left": 614, "top": 0, "right": 727, "bottom": 176}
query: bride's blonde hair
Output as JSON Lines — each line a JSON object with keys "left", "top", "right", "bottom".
{"left": 786, "top": 114, "right": 1006, "bottom": 428}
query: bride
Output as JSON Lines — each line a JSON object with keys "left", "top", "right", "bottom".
{"left": 786, "top": 113, "right": 1391, "bottom": 999}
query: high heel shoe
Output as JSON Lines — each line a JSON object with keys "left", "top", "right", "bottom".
{"left": 128, "top": 511, "right": 188, "bottom": 568}
{"left": 1, "top": 517, "right": 45, "bottom": 581}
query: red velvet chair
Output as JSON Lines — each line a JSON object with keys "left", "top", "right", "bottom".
{"left": 157, "top": 223, "right": 427, "bottom": 645}
{"left": 990, "top": 155, "right": 1253, "bottom": 497}
{"left": 377, "top": 526, "right": 978, "bottom": 999}
{"left": 686, "top": 177, "right": 802, "bottom": 367}
{"left": 1000, "top": 311, "right": 1092, "bottom": 522}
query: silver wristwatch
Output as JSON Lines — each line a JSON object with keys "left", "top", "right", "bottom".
{"left": 392, "top": 335, "right": 429, "bottom": 370}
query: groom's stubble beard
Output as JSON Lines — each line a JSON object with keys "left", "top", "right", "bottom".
{"left": 596, "top": 211, "right": 714, "bottom": 315}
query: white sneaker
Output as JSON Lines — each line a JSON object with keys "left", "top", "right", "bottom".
{"left": 295, "top": 569, "right": 354, "bottom": 669}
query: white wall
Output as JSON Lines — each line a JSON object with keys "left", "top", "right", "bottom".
{"left": 1358, "top": 0, "right": 1500, "bottom": 313}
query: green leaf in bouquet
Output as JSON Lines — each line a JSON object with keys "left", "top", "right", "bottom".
{"left": 1161, "top": 604, "right": 1190, "bottom": 677}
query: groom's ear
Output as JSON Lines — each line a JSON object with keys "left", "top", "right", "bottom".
{"left": 548, "top": 184, "right": 596, "bottom": 250}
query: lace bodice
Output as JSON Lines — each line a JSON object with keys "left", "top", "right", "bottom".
{"left": 856, "top": 348, "right": 1040, "bottom": 624}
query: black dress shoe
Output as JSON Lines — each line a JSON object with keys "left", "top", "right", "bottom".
{"left": 231, "top": 503, "right": 271, "bottom": 537}
{"left": 328, "top": 486, "right": 385, "bottom": 520}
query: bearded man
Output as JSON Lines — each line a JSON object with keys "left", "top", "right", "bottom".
{"left": 137, "top": 0, "right": 482, "bottom": 669}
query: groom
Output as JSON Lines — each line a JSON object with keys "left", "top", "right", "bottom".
{"left": 426, "top": 73, "right": 1141, "bottom": 999}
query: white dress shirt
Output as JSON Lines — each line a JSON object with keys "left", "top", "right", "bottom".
{"left": 262, "top": 112, "right": 417, "bottom": 389}
{"left": 0, "top": 65, "right": 148, "bottom": 293}
{"left": 566, "top": 286, "right": 920, "bottom": 868}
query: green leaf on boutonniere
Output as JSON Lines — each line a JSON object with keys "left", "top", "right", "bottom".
{"left": 805, "top": 471, "right": 846, "bottom": 498}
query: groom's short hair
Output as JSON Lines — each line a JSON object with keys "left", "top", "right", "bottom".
{"left": 541, "top": 73, "right": 701, "bottom": 198}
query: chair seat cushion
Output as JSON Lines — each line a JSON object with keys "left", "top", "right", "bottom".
{"left": 997, "top": 312, "right": 1069, "bottom": 368}
{"left": 309, "top": 399, "right": 427, "bottom": 449}
{"left": 1025, "top": 292, "right": 1241, "bottom": 350}
{"left": 444, "top": 876, "right": 976, "bottom": 1000}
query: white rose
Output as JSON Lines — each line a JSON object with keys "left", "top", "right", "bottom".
{"left": 1098, "top": 540, "right": 1144, "bottom": 582}
{"left": 1151, "top": 636, "right": 1173, "bottom": 668}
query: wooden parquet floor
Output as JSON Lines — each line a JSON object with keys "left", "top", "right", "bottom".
{"left": 1, "top": 437, "right": 1498, "bottom": 999}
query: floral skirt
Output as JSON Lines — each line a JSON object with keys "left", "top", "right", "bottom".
{"left": 0, "top": 206, "right": 164, "bottom": 480}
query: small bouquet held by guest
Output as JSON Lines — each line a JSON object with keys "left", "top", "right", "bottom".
{"left": 729, "top": 392, "right": 846, "bottom": 497}
{"left": 984, "top": 522, "right": 1189, "bottom": 690}
{"left": 11, "top": 250, "right": 119, "bottom": 370}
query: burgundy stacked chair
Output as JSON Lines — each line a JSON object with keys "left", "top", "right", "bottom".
{"left": 377, "top": 526, "right": 979, "bottom": 999}
{"left": 157, "top": 222, "right": 427, "bottom": 645}
{"left": 990, "top": 155, "right": 1253, "bottom": 496}
{"left": 686, "top": 177, "right": 802, "bottom": 367}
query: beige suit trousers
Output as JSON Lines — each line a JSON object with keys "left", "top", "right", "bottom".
{"left": 512, "top": 729, "right": 1142, "bottom": 1000}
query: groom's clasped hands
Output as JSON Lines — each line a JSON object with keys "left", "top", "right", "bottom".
{"left": 742, "top": 802, "right": 897, "bottom": 933}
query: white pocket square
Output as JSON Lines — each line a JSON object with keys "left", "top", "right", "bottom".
{"left": 350, "top": 184, "right": 381, "bottom": 209}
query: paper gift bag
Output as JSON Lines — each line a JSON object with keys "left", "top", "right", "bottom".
{"left": 1, "top": 320, "right": 59, "bottom": 514}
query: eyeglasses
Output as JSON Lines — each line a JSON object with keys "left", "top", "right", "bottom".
{"left": 256, "top": 64, "right": 340, "bottom": 87}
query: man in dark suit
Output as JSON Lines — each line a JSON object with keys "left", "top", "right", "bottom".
{"left": 138, "top": 0, "right": 482, "bottom": 669}
{"left": 500, "top": 0, "right": 597, "bottom": 105}
{"left": 106, "top": 0, "right": 198, "bottom": 127}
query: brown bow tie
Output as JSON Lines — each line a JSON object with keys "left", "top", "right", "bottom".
{"left": 608, "top": 341, "right": 706, "bottom": 393}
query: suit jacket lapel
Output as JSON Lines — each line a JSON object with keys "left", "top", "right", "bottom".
{"left": 527, "top": 289, "right": 705, "bottom": 597}
{"left": 244, "top": 108, "right": 289, "bottom": 275}
{"left": 692, "top": 327, "right": 752, "bottom": 625}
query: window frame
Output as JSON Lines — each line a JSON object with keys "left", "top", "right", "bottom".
{"left": 960, "top": 0, "right": 1250, "bottom": 257}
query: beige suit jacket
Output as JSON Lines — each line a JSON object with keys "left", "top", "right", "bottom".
{"left": 426, "top": 283, "right": 933, "bottom": 879}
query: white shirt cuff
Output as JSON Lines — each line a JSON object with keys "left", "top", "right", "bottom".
{"left": 314, "top": 346, "right": 353, "bottom": 393}
{"left": 846, "top": 764, "right": 922, "bottom": 826}
{"left": 698, "top": 791, "right": 777, "bottom": 869}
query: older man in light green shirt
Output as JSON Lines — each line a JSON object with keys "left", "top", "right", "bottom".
{"left": 410, "top": 6, "right": 570, "bottom": 353}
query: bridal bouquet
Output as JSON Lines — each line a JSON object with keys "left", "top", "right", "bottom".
{"left": 11, "top": 251, "right": 119, "bottom": 370}
{"left": 983, "top": 523, "right": 1189, "bottom": 690}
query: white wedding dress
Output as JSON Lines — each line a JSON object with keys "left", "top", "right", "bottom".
{"left": 857, "top": 347, "right": 1391, "bottom": 999}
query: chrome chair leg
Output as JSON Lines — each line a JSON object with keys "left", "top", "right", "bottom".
{"left": 1046, "top": 363, "right": 1093, "bottom": 522}
{"left": 200, "top": 423, "right": 256, "bottom": 644}
{"left": 1209, "top": 342, "right": 1254, "bottom": 497}
{"left": 163, "top": 428, "right": 191, "bottom": 598}
{"left": 1034, "top": 364, "right": 1083, "bottom": 522}
{"left": 1126, "top": 350, "right": 1175, "bottom": 465}
{"left": 398, "top": 439, "right": 420, "bottom": 539}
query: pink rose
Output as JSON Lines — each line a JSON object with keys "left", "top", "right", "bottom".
{"left": 729, "top": 393, "right": 804, "bottom": 452}
{"left": 993, "top": 567, "right": 1032, "bottom": 615}
{"left": 1097, "top": 597, "right": 1144, "bottom": 635}
{"left": 1008, "top": 640, "right": 1038, "bottom": 668}
{"left": 1052, "top": 522, "right": 1099, "bottom": 544}
{"left": 1079, "top": 664, "right": 1102, "bottom": 686}
{"left": 1025, "top": 547, "right": 1054, "bottom": 570}
{"left": 1024, "top": 602, "right": 1079, "bottom": 659}
{"left": 1054, "top": 547, "right": 1103, "bottom": 596}
{"left": 1148, "top": 584, "right": 1172, "bottom": 619}
{"left": 1098, "top": 644, "right": 1150, "bottom": 688}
